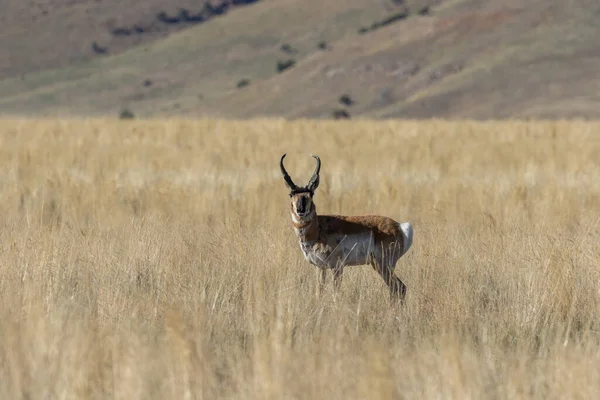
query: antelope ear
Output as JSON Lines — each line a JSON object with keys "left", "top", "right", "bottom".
{"left": 307, "top": 177, "right": 319, "bottom": 193}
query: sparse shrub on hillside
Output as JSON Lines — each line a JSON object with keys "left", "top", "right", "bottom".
{"left": 156, "top": 11, "right": 181, "bottom": 24}
{"left": 358, "top": 10, "right": 409, "bottom": 34}
{"left": 179, "top": 8, "right": 206, "bottom": 23}
{"left": 204, "top": 2, "right": 229, "bottom": 17}
{"left": 237, "top": 79, "right": 250, "bottom": 88}
{"left": 111, "top": 1, "right": 267, "bottom": 39}
{"left": 119, "top": 108, "right": 135, "bottom": 119}
{"left": 418, "top": 5, "right": 431, "bottom": 15}
{"left": 332, "top": 109, "right": 351, "bottom": 119}
{"left": 110, "top": 25, "right": 147, "bottom": 37}
{"left": 142, "top": 79, "right": 153, "bottom": 87}
{"left": 91, "top": 42, "right": 107, "bottom": 54}
{"left": 277, "top": 59, "right": 296, "bottom": 73}
{"left": 151, "top": 1, "right": 262, "bottom": 29}
{"left": 111, "top": 27, "right": 132, "bottom": 36}
{"left": 280, "top": 44, "right": 297, "bottom": 54}
{"left": 339, "top": 94, "right": 354, "bottom": 106}
{"left": 317, "top": 41, "right": 328, "bottom": 50}
{"left": 378, "top": 10, "right": 410, "bottom": 26}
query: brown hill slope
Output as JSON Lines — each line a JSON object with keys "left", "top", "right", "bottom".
{"left": 206, "top": 1, "right": 600, "bottom": 120}
{"left": 1, "top": 0, "right": 599, "bottom": 119}
{"left": 0, "top": 0, "right": 261, "bottom": 79}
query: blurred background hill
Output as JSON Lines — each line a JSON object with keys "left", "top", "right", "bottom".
{"left": 1, "top": 0, "right": 599, "bottom": 119}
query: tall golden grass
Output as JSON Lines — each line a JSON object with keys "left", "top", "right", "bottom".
{"left": 0, "top": 118, "right": 599, "bottom": 399}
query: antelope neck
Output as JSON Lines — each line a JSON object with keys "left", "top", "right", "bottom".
{"left": 292, "top": 210, "right": 319, "bottom": 244}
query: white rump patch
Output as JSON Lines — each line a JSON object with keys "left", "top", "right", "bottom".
{"left": 399, "top": 222, "right": 413, "bottom": 256}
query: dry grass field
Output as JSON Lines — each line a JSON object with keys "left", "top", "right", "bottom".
{"left": 0, "top": 118, "right": 599, "bottom": 399}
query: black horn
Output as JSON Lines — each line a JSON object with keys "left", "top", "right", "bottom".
{"left": 280, "top": 154, "right": 298, "bottom": 190}
{"left": 307, "top": 154, "right": 321, "bottom": 192}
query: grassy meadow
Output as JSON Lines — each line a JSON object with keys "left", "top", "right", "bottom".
{"left": 0, "top": 118, "right": 599, "bottom": 399}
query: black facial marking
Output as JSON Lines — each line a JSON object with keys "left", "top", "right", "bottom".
{"left": 297, "top": 197, "right": 307, "bottom": 214}
{"left": 291, "top": 190, "right": 314, "bottom": 215}
{"left": 290, "top": 187, "right": 314, "bottom": 196}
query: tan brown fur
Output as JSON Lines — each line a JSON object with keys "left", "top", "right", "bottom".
{"left": 318, "top": 214, "right": 404, "bottom": 247}
{"left": 281, "top": 154, "right": 413, "bottom": 303}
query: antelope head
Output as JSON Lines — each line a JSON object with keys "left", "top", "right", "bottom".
{"left": 280, "top": 154, "right": 321, "bottom": 219}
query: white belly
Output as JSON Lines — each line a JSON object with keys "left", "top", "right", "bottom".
{"left": 335, "top": 233, "right": 376, "bottom": 266}
{"left": 300, "top": 233, "right": 377, "bottom": 269}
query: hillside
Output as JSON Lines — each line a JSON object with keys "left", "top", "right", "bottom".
{"left": 1, "top": 0, "right": 599, "bottom": 119}
{"left": 0, "top": 0, "right": 260, "bottom": 79}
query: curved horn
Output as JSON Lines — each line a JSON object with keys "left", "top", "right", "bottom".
{"left": 280, "top": 154, "right": 298, "bottom": 190}
{"left": 307, "top": 154, "right": 321, "bottom": 191}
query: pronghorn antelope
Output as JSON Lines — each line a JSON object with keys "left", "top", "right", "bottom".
{"left": 280, "top": 154, "right": 413, "bottom": 303}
